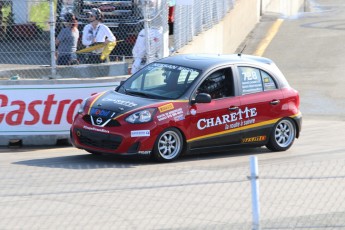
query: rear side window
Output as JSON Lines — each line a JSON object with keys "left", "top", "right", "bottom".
{"left": 261, "top": 71, "right": 277, "bottom": 91}
{"left": 238, "top": 66, "right": 277, "bottom": 95}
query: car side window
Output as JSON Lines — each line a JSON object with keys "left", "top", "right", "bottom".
{"left": 238, "top": 66, "right": 278, "bottom": 95}
{"left": 196, "top": 68, "right": 233, "bottom": 99}
{"left": 261, "top": 70, "right": 278, "bottom": 91}
{"left": 239, "top": 67, "right": 263, "bottom": 95}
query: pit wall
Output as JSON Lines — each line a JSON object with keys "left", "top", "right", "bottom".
{"left": 0, "top": 0, "right": 305, "bottom": 146}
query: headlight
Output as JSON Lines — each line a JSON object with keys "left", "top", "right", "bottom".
{"left": 125, "top": 108, "right": 156, "bottom": 124}
{"left": 78, "top": 98, "right": 88, "bottom": 114}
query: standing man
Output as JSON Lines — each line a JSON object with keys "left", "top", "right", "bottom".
{"left": 82, "top": 8, "right": 116, "bottom": 64}
{"left": 168, "top": 0, "right": 175, "bottom": 35}
{"left": 131, "top": 27, "right": 163, "bottom": 74}
{"left": 55, "top": 12, "right": 79, "bottom": 65}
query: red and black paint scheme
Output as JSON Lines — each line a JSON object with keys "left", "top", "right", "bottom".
{"left": 70, "top": 54, "right": 302, "bottom": 162}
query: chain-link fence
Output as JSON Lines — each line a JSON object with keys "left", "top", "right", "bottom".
{"left": 173, "top": 0, "right": 235, "bottom": 52}
{"left": 0, "top": 0, "right": 169, "bottom": 79}
{"left": 0, "top": 155, "right": 344, "bottom": 229}
{"left": 0, "top": 0, "right": 240, "bottom": 79}
{"left": 0, "top": 0, "right": 51, "bottom": 68}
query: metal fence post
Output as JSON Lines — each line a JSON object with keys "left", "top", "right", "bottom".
{"left": 250, "top": 156, "right": 260, "bottom": 230}
{"left": 49, "top": 0, "right": 56, "bottom": 78}
{"left": 143, "top": 0, "right": 150, "bottom": 64}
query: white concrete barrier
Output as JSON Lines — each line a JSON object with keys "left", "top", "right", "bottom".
{"left": 0, "top": 76, "right": 129, "bottom": 146}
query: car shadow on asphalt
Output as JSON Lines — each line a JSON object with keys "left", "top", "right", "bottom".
{"left": 12, "top": 153, "right": 153, "bottom": 169}
{"left": 180, "top": 147, "right": 270, "bottom": 162}
{"left": 11, "top": 146, "right": 270, "bottom": 170}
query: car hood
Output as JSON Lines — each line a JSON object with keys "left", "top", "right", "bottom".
{"left": 87, "top": 90, "right": 163, "bottom": 118}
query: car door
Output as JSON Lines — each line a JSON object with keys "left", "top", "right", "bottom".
{"left": 187, "top": 67, "right": 242, "bottom": 149}
{"left": 235, "top": 65, "right": 284, "bottom": 143}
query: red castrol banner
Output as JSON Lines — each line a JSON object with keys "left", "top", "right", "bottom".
{"left": 0, "top": 83, "right": 117, "bottom": 135}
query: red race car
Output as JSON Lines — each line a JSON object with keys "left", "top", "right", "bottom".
{"left": 70, "top": 54, "right": 302, "bottom": 162}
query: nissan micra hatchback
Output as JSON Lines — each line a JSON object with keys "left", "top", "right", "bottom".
{"left": 70, "top": 54, "right": 302, "bottom": 162}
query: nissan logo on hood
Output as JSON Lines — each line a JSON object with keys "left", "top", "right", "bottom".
{"left": 96, "top": 117, "right": 103, "bottom": 125}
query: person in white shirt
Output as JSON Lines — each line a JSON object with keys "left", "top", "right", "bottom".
{"left": 131, "top": 27, "right": 163, "bottom": 74}
{"left": 82, "top": 8, "right": 116, "bottom": 63}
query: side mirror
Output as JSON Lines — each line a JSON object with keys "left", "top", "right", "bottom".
{"left": 192, "top": 93, "right": 211, "bottom": 104}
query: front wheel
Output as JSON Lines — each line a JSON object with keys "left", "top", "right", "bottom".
{"left": 152, "top": 128, "right": 183, "bottom": 162}
{"left": 266, "top": 118, "right": 296, "bottom": 152}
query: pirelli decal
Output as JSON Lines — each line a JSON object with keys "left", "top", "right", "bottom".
{"left": 242, "top": 136, "right": 266, "bottom": 143}
{"left": 158, "top": 103, "right": 174, "bottom": 113}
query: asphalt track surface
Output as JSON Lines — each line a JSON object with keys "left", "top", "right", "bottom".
{"left": 1, "top": 0, "right": 345, "bottom": 229}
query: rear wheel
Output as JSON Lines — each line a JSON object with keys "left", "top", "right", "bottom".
{"left": 266, "top": 118, "right": 296, "bottom": 151}
{"left": 152, "top": 128, "right": 183, "bottom": 162}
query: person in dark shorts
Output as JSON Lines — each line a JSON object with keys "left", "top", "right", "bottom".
{"left": 55, "top": 13, "right": 79, "bottom": 65}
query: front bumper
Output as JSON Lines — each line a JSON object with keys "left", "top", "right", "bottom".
{"left": 70, "top": 117, "right": 160, "bottom": 156}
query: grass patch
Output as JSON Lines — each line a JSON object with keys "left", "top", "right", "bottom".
{"left": 2, "top": 5, "right": 11, "bottom": 23}
{"left": 29, "top": 2, "right": 50, "bottom": 30}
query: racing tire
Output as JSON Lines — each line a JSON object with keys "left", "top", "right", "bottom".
{"left": 266, "top": 118, "right": 296, "bottom": 152}
{"left": 152, "top": 128, "right": 183, "bottom": 162}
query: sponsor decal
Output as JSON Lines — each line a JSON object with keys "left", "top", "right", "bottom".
{"left": 83, "top": 125, "right": 110, "bottom": 134}
{"left": 131, "top": 130, "right": 150, "bottom": 137}
{"left": 138, "top": 151, "right": 151, "bottom": 155}
{"left": 102, "top": 98, "right": 137, "bottom": 107}
{"left": 197, "top": 107, "right": 257, "bottom": 130}
{"left": 149, "top": 63, "right": 199, "bottom": 73}
{"left": 174, "top": 115, "right": 185, "bottom": 121}
{"left": 0, "top": 83, "right": 116, "bottom": 135}
{"left": 190, "top": 109, "right": 196, "bottom": 116}
{"left": 90, "top": 108, "right": 111, "bottom": 117}
{"left": 242, "top": 136, "right": 267, "bottom": 143}
{"left": 0, "top": 94, "right": 81, "bottom": 126}
{"left": 157, "top": 108, "right": 183, "bottom": 121}
{"left": 158, "top": 103, "right": 174, "bottom": 113}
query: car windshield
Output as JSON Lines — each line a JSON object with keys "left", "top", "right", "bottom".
{"left": 118, "top": 62, "right": 201, "bottom": 99}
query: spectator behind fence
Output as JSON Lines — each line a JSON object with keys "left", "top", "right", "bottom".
{"left": 131, "top": 27, "right": 163, "bottom": 74}
{"left": 81, "top": 8, "right": 116, "bottom": 64}
{"left": 55, "top": 13, "right": 79, "bottom": 65}
{"left": 168, "top": 0, "right": 175, "bottom": 35}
